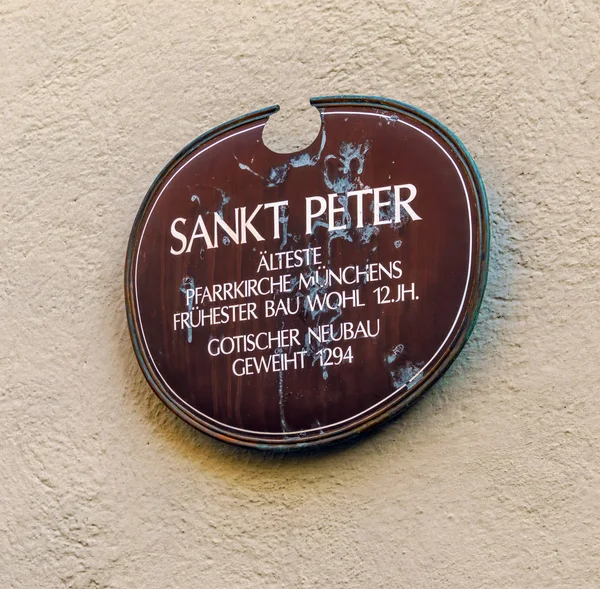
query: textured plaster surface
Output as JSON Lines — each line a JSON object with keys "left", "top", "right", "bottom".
{"left": 1, "top": 1, "right": 600, "bottom": 587}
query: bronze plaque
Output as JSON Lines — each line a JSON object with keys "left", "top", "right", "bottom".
{"left": 125, "top": 96, "right": 488, "bottom": 449}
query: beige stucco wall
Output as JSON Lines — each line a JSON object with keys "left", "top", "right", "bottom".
{"left": 2, "top": 1, "right": 599, "bottom": 587}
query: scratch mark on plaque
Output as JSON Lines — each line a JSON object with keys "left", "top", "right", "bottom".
{"left": 215, "top": 189, "right": 232, "bottom": 245}
{"left": 191, "top": 194, "right": 201, "bottom": 205}
{"left": 298, "top": 267, "right": 339, "bottom": 381}
{"left": 289, "top": 128, "right": 327, "bottom": 168}
{"left": 180, "top": 276, "right": 195, "bottom": 343}
{"left": 313, "top": 419, "right": 325, "bottom": 435}
{"left": 279, "top": 204, "right": 291, "bottom": 250}
{"left": 387, "top": 361, "right": 425, "bottom": 391}
{"left": 235, "top": 129, "right": 328, "bottom": 189}
{"left": 324, "top": 141, "right": 370, "bottom": 193}
{"left": 275, "top": 345, "right": 289, "bottom": 432}
{"left": 386, "top": 344, "right": 405, "bottom": 365}
{"left": 359, "top": 224, "right": 379, "bottom": 245}
{"left": 306, "top": 141, "right": 372, "bottom": 256}
{"left": 216, "top": 189, "right": 230, "bottom": 214}
{"left": 268, "top": 164, "right": 289, "bottom": 186}
{"left": 234, "top": 155, "right": 264, "bottom": 180}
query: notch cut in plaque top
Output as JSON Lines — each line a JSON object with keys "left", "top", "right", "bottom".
{"left": 261, "top": 99, "right": 323, "bottom": 154}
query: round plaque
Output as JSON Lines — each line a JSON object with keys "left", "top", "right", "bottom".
{"left": 125, "top": 95, "right": 488, "bottom": 450}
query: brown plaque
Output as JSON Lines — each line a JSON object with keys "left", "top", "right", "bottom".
{"left": 125, "top": 95, "right": 488, "bottom": 450}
